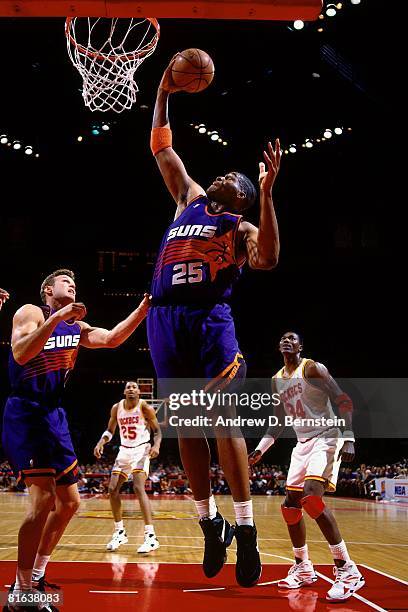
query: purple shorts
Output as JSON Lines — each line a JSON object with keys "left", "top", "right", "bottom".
{"left": 147, "top": 303, "right": 246, "bottom": 394}
{"left": 2, "top": 396, "right": 78, "bottom": 485}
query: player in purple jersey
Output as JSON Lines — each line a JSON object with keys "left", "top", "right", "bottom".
{"left": 148, "top": 57, "right": 281, "bottom": 588}
{"left": 2, "top": 269, "right": 149, "bottom": 611}
{"left": 0, "top": 287, "right": 10, "bottom": 311}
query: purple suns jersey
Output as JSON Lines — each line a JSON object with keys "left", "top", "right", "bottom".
{"left": 151, "top": 195, "right": 243, "bottom": 304}
{"left": 9, "top": 306, "right": 81, "bottom": 404}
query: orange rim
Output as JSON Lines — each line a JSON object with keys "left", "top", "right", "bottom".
{"left": 65, "top": 17, "right": 160, "bottom": 62}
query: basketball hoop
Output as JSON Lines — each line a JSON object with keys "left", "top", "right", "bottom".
{"left": 65, "top": 17, "right": 160, "bottom": 113}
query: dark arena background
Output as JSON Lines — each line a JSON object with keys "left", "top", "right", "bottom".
{"left": 1, "top": 1, "right": 407, "bottom": 611}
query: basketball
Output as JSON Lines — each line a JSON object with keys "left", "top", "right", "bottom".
{"left": 171, "top": 48, "right": 215, "bottom": 93}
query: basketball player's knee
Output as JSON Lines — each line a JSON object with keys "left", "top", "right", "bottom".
{"left": 301, "top": 495, "right": 326, "bottom": 520}
{"left": 31, "top": 489, "right": 56, "bottom": 518}
{"left": 281, "top": 502, "right": 303, "bottom": 525}
{"left": 61, "top": 499, "right": 80, "bottom": 517}
{"left": 109, "top": 485, "right": 121, "bottom": 497}
{"left": 133, "top": 477, "right": 147, "bottom": 495}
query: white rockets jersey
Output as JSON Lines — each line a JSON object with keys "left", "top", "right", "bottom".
{"left": 117, "top": 399, "right": 150, "bottom": 447}
{"left": 273, "top": 358, "right": 339, "bottom": 441}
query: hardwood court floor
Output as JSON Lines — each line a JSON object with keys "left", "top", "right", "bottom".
{"left": 0, "top": 493, "right": 407, "bottom": 611}
{"left": 0, "top": 493, "right": 406, "bottom": 579}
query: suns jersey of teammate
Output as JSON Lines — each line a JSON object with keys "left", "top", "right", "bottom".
{"left": 117, "top": 399, "right": 150, "bottom": 447}
{"left": 273, "top": 358, "right": 339, "bottom": 441}
{"left": 8, "top": 305, "right": 80, "bottom": 404}
{"left": 151, "top": 195, "right": 243, "bottom": 304}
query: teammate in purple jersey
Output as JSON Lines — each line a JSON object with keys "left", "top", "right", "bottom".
{"left": 2, "top": 269, "right": 150, "bottom": 611}
{"left": 148, "top": 57, "right": 281, "bottom": 588}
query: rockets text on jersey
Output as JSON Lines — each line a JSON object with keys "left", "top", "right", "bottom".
{"left": 274, "top": 358, "right": 338, "bottom": 440}
{"left": 117, "top": 399, "right": 150, "bottom": 447}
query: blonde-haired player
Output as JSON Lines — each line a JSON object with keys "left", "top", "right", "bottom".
{"left": 249, "top": 331, "right": 364, "bottom": 602}
{"left": 94, "top": 381, "right": 162, "bottom": 553}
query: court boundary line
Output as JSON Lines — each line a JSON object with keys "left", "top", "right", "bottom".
{"left": 360, "top": 563, "right": 408, "bottom": 586}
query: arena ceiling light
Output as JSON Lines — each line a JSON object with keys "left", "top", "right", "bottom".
{"left": 289, "top": 144, "right": 297, "bottom": 153}
{"left": 323, "top": 128, "right": 333, "bottom": 138}
{"left": 325, "top": 3, "right": 337, "bottom": 16}
{"left": 0, "top": 134, "right": 8, "bottom": 144}
{"left": 198, "top": 125, "right": 207, "bottom": 134}
{"left": 24, "top": 146, "right": 33, "bottom": 155}
{"left": 210, "top": 133, "right": 219, "bottom": 141}
{"left": 293, "top": 20, "right": 304, "bottom": 30}
{"left": 305, "top": 139, "right": 313, "bottom": 148}
{"left": 334, "top": 127, "right": 343, "bottom": 135}
{"left": 350, "top": 0, "right": 361, "bottom": 4}
{"left": 101, "top": 123, "right": 110, "bottom": 131}
{"left": 12, "top": 141, "right": 22, "bottom": 150}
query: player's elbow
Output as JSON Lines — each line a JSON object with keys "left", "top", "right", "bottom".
{"left": 250, "top": 256, "right": 278, "bottom": 271}
{"left": 12, "top": 348, "right": 29, "bottom": 366}
{"left": 106, "top": 338, "right": 121, "bottom": 349}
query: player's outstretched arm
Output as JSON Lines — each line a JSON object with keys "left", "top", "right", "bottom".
{"left": 238, "top": 140, "right": 281, "bottom": 270}
{"left": 12, "top": 302, "right": 87, "bottom": 365}
{"left": 94, "top": 403, "right": 119, "bottom": 459}
{"left": 151, "top": 59, "right": 204, "bottom": 216}
{"left": 304, "top": 360, "right": 355, "bottom": 462}
{"left": 248, "top": 379, "right": 286, "bottom": 465}
{"left": 0, "top": 288, "right": 10, "bottom": 311}
{"left": 79, "top": 294, "right": 150, "bottom": 350}
{"left": 142, "top": 402, "right": 162, "bottom": 458}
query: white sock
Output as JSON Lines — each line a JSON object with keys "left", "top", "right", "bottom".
{"left": 144, "top": 524, "right": 155, "bottom": 536}
{"left": 15, "top": 568, "right": 32, "bottom": 591}
{"left": 293, "top": 545, "right": 309, "bottom": 563}
{"left": 114, "top": 520, "right": 124, "bottom": 532}
{"left": 329, "top": 540, "right": 351, "bottom": 563}
{"left": 195, "top": 495, "right": 217, "bottom": 520}
{"left": 32, "top": 554, "right": 51, "bottom": 581}
{"left": 233, "top": 500, "right": 254, "bottom": 526}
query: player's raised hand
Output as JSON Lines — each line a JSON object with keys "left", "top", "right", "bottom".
{"left": 259, "top": 139, "right": 281, "bottom": 193}
{"left": 248, "top": 449, "right": 262, "bottom": 466}
{"left": 94, "top": 441, "right": 105, "bottom": 459}
{"left": 0, "top": 288, "right": 10, "bottom": 311}
{"left": 339, "top": 441, "right": 355, "bottom": 463}
{"left": 138, "top": 293, "right": 152, "bottom": 315}
{"left": 159, "top": 54, "right": 180, "bottom": 93}
{"left": 56, "top": 302, "right": 87, "bottom": 323}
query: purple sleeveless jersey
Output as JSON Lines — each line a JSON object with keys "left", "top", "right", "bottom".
{"left": 2, "top": 306, "right": 81, "bottom": 484}
{"left": 148, "top": 196, "right": 247, "bottom": 393}
{"left": 151, "top": 195, "right": 243, "bottom": 305}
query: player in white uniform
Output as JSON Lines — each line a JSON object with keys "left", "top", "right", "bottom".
{"left": 94, "top": 381, "right": 162, "bottom": 553}
{"left": 249, "top": 332, "right": 365, "bottom": 602}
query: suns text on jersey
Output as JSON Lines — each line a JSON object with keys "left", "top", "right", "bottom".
{"left": 167, "top": 225, "right": 217, "bottom": 241}
{"left": 44, "top": 335, "right": 80, "bottom": 350}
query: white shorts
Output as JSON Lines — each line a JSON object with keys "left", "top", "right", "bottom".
{"left": 111, "top": 443, "right": 151, "bottom": 479}
{"left": 286, "top": 435, "right": 343, "bottom": 492}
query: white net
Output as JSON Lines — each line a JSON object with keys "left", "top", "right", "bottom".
{"left": 65, "top": 17, "right": 160, "bottom": 113}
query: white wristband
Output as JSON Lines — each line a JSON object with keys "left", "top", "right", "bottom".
{"left": 255, "top": 437, "right": 275, "bottom": 455}
{"left": 342, "top": 430, "right": 355, "bottom": 443}
{"left": 102, "top": 430, "right": 112, "bottom": 442}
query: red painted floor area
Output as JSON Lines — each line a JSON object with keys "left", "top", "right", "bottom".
{"left": 1, "top": 562, "right": 407, "bottom": 612}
